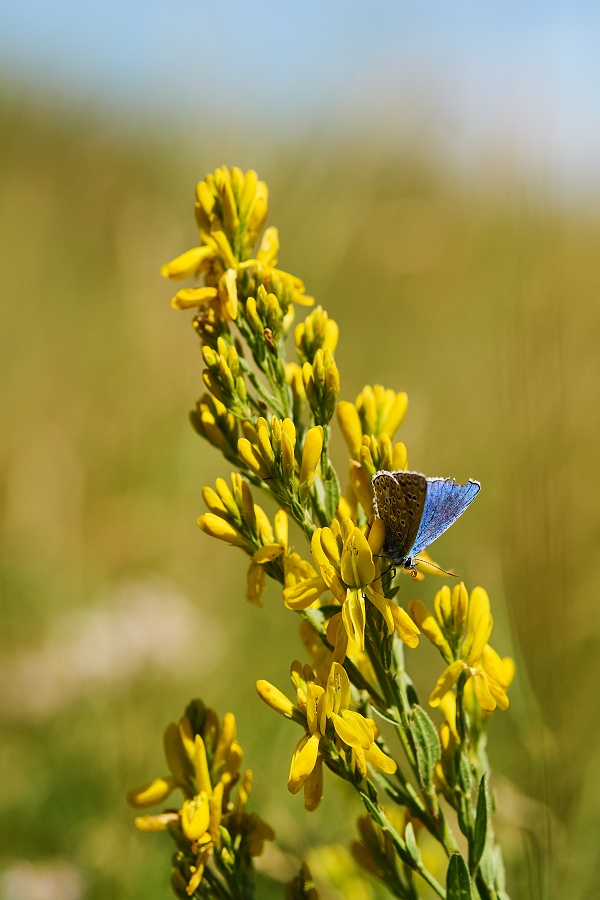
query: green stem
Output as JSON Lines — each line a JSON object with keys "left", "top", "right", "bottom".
{"left": 359, "top": 788, "right": 447, "bottom": 900}
{"left": 366, "top": 623, "right": 461, "bottom": 859}
{"left": 365, "top": 629, "right": 417, "bottom": 769}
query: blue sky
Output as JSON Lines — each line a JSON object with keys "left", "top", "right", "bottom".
{"left": 3, "top": 1, "right": 600, "bottom": 185}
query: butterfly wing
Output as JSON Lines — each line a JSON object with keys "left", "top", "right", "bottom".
{"left": 410, "top": 478, "right": 480, "bottom": 557}
{"left": 372, "top": 471, "right": 427, "bottom": 565}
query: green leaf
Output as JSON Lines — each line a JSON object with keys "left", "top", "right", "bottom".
{"left": 323, "top": 464, "right": 341, "bottom": 524}
{"left": 457, "top": 749, "right": 472, "bottom": 795}
{"left": 493, "top": 844, "right": 507, "bottom": 891}
{"left": 410, "top": 706, "right": 441, "bottom": 789}
{"left": 446, "top": 853, "right": 474, "bottom": 900}
{"left": 404, "top": 822, "right": 421, "bottom": 865}
{"left": 471, "top": 773, "right": 488, "bottom": 871}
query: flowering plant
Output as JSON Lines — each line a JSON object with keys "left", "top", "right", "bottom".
{"left": 128, "top": 167, "right": 513, "bottom": 899}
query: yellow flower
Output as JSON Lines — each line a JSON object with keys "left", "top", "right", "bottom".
{"left": 337, "top": 385, "right": 408, "bottom": 459}
{"left": 284, "top": 517, "right": 408, "bottom": 652}
{"left": 337, "top": 388, "right": 407, "bottom": 519}
{"left": 412, "top": 584, "right": 514, "bottom": 713}
{"left": 259, "top": 662, "right": 395, "bottom": 811}
{"left": 163, "top": 167, "right": 312, "bottom": 325}
{"left": 355, "top": 385, "right": 408, "bottom": 442}
{"left": 295, "top": 305, "right": 339, "bottom": 363}
{"left": 299, "top": 426, "right": 324, "bottom": 499}
{"left": 302, "top": 350, "right": 340, "bottom": 425}
{"left": 128, "top": 699, "right": 274, "bottom": 896}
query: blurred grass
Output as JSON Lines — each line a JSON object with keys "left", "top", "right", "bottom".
{"left": 1, "top": 85, "right": 600, "bottom": 899}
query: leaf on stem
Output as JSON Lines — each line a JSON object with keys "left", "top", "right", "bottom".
{"left": 471, "top": 773, "right": 488, "bottom": 872}
{"left": 446, "top": 853, "right": 474, "bottom": 900}
{"left": 410, "top": 706, "right": 441, "bottom": 790}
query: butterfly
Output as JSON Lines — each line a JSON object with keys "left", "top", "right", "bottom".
{"left": 371, "top": 470, "right": 480, "bottom": 571}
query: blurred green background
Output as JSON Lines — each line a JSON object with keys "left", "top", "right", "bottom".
{"left": 2, "top": 4, "right": 600, "bottom": 899}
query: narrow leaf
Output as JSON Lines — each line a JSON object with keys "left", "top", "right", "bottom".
{"left": 471, "top": 773, "right": 488, "bottom": 871}
{"left": 457, "top": 750, "right": 472, "bottom": 795}
{"left": 323, "top": 465, "right": 341, "bottom": 524}
{"left": 410, "top": 706, "right": 441, "bottom": 789}
{"left": 404, "top": 822, "right": 421, "bottom": 865}
{"left": 493, "top": 844, "right": 507, "bottom": 891}
{"left": 447, "top": 853, "right": 474, "bottom": 900}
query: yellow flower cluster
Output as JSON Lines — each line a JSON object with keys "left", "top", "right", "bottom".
{"left": 152, "top": 166, "right": 515, "bottom": 898}
{"left": 161, "top": 166, "right": 311, "bottom": 317}
{"left": 127, "top": 699, "right": 273, "bottom": 896}
{"left": 337, "top": 386, "right": 408, "bottom": 519}
{"left": 257, "top": 661, "right": 396, "bottom": 812}
{"left": 409, "top": 583, "right": 515, "bottom": 713}
{"left": 237, "top": 415, "right": 324, "bottom": 504}
{"left": 284, "top": 515, "right": 419, "bottom": 655}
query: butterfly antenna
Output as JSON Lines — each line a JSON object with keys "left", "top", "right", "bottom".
{"left": 414, "top": 558, "right": 458, "bottom": 577}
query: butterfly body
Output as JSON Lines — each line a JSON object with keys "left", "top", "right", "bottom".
{"left": 372, "top": 470, "right": 480, "bottom": 570}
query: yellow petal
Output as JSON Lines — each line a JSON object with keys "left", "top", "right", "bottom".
{"left": 245, "top": 560, "right": 266, "bottom": 607}
{"left": 160, "top": 245, "right": 214, "bottom": 280}
{"left": 429, "top": 660, "right": 464, "bottom": 707}
{"left": 283, "top": 575, "right": 328, "bottom": 610}
{"left": 337, "top": 401, "right": 363, "bottom": 459}
{"left": 342, "top": 588, "right": 366, "bottom": 650}
{"left": 252, "top": 543, "right": 284, "bottom": 563}
{"left": 201, "top": 487, "right": 228, "bottom": 516}
{"left": 256, "top": 680, "right": 296, "bottom": 718}
{"left": 391, "top": 605, "right": 420, "bottom": 649}
{"left": 306, "top": 682, "right": 325, "bottom": 736}
{"left": 382, "top": 391, "right": 408, "bottom": 439}
{"left": 194, "top": 735, "right": 212, "bottom": 796}
{"left": 465, "top": 610, "right": 493, "bottom": 665}
{"left": 365, "top": 742, "right": 397, "bottom": 774}
{"left": 219, "top": 267, "right": 238, "bottom": 320}
{"left": 197, "top": 513, "right": 252, "bottom": 550}
{"left": 326, "top": 661, "right": 351, "bottom": 715}
{"left": 181, "top": 794, "right": 211, "bottom": 841}
{"left": 408, "top": 600, "right": 451, "bottom": 660}
{"left": 471, "top": 670, "right": 497, "bottom": 712}
{"left": 171, "top": 286, "right": 219, "bottom": 310}
{"left": 467, "top": 586, "right": 491, "bottom": 632}
{"left": 208, "top": 780, "right": 224, "bottom": 841}
{"left": 320, "top": 527, "right": 341, "bottom": 567}
{"left": 348, "top": 461, "right": 374, "bottom": 515}
{"left": 434, "top": 585, "right": 452, "bottom": 627}
{"left": 303, "top": 755, "right": 323, "bottom": 811}
{"left": 274, "top": 509, "right": 288, "bottom": 548}
{"left": 318, "top": 565, "right": 347, "bottom": 604}
{"left": 134, "top": 812, "right": 179, "bottom": 832}
{"left": 331, "top": 710, "right": 374, "bottom": 750}
{"left": 212, "top": 713, "right": 236, "bottom": 777}
{"left": 288, "top": 734, "right": 320, "bottom": 793}
{"left": 211, "top": 229, "right": 237, "bottom": 268}
{"left": 299, "top": 426, "right": 324, "bottom": 490}
{"left": 340, "top": 526, "right": 375, "bottom": 588}
{"left": 237, "top": 438, "right": 271, "bottom": 479}
{"left": 126, "top": 776, "right": 177, "bottom": 809}
{"left": 452, "top": 582, "right": 469, "bottom": 636}
{"left": 254, "top": 503, "right": 274, "bottom": 543}
{"left": 256, "top": 226, "right": 279, "bottom": 266}
{"left": 392, "top": 441, "right": 408, "bottom": 471}
{"left": 367, "top": 516, "right": 386, "bottom": 557}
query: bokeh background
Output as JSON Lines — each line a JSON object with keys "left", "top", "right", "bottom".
{"left": 2, "top": 2, "right": 600, "bottom": 898}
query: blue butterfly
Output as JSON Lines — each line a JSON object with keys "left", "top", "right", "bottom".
{"left": 371, "top": 470, "right": 480, "bottom": 571}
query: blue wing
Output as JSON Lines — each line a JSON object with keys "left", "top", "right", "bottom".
{"left": 410, "top": 478, "right": 480, "bottom": 557}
